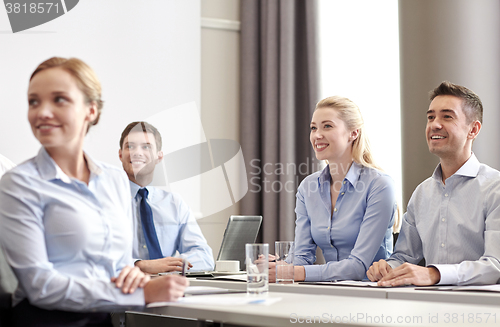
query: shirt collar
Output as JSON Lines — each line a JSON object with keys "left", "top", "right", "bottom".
{"left": 432, "top": 152, "right": 480, "bottom": 181}
{"left": 129, "top": 180, "right": 142, "bottom": 199}
{"left": 35, "top": 147, "right": 102, "bottom": 183}
{"left": 129, "top": 180, "right": 153, "bottom": 199}
{"left": 345, "top": 161, "right": 362, "bottom": 187}
{"left": 318, "top": 161, "right": 362, "bottom": 187}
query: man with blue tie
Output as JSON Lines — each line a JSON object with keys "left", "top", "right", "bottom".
{"left": 367, "top": 81, "right": 500, "bottom": 286}
{"left": 119, "top": 122, "right": 214, "bottom": 273}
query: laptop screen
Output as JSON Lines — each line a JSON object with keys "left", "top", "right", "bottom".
{"left": 216, "top": 215, "right": 262, "bottom": 270}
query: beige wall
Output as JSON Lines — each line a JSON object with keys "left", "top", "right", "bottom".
{"left": 199, "top": 0, "right": 241, "bottom": 260}
{"left": 399, "top": 0, "right": 500, "bottom": 209}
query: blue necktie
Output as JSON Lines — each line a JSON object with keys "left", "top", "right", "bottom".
{"left": 138, "top": 188, "right": 163, "bottom": 260}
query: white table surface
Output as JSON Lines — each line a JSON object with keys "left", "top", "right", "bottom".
{"left": 385, "top": 286, "right": 500, "bottom": 306}
{"left": 188, "top": 278, "right": 500, "bottom": 306}
{"left": 188, "top": 278, "right": 387, "bottom": 298}
{"left": 141, "top": 291, "right": 500, "bottom": 327}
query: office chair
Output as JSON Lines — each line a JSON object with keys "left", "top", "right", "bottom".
{"left": 0, "top": 248, "right": 16, "bottom": 327}
{"left": 0, "top": 291, "right": 13, "bottom": 327}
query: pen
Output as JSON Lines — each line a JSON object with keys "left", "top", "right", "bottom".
{"left": 181, "top": 256, "right": 187, "bottom": 276}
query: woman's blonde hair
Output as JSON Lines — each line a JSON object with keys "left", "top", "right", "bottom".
{"left": 30, "top": 57, "right": 103, "bottom": 133}
{"left": 315, "top": 96, "right": 401, "bottom": 231}
{"left": 315, "top": 96, "right": 380, "bottom": 170}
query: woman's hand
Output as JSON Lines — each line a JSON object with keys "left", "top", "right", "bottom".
{"left": 268, "top": 260, "right": 277, "bottom": 283}
{"left": 144, "top": 275, "right": 189, "bottom": 303}
{"left": 111, "top": 265, "right": 150, "bottom": 294}
{"left": 270, "top": 264, "right": 305, "bottom": 283}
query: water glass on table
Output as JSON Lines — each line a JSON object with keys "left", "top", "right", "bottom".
{"left": 245, "top": 243, "right": 269, "bottom": 295}
{"left": 275, "top": 241, "right": 294, "bottom": 284}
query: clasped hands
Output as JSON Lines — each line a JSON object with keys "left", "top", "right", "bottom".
{"left": 367, "top": 259, "right": 441, "bottom": 286}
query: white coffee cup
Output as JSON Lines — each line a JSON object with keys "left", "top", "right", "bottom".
{"left": 215, "top": 260, "right": 240, "bottom": 272}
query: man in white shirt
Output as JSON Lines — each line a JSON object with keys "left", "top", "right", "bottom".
{"left": 367, "top": 81, "right": 500, "bottom": 286}
{"left": 119, "top": 122, "right": 214, "bottom": 274}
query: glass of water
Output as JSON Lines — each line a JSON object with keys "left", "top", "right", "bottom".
{"left": 245, "top": 243, "right": 269, "bottom": 295}
{"left": 275, "top": 241, "right": 294, "bottom": 284}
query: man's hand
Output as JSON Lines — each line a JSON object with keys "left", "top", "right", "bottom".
{"left": 367, "top": 259, "right": 393, "bottom": 282}
{"left": 111, "top": 266, "right": 150, "bottom": 294}
{"left": 144, "top": 275, "right": 189, "bottom": 303}
{"left": 135, "top": 257, "right": 193, "bottom": 274}
{"left": 377, "top": 263, "right": 440, "bottom": 286}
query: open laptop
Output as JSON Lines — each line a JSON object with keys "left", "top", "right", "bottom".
{"left": 185, "top": 215, "right": 262, "bottom": 277}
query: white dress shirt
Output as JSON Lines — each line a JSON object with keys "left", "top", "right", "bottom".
{"left": 0, "top": 148, "right": 145, "bottom": 311}
{"left": 388, "top": 153, "right": 500, "bottom": 285}
{"left": 0, "top": 154, "right": 15, "bottom": 175}
{"left": 130, "top": 182, "right": 214, "bottom": 271}
{"left": 0, "top": 153, "right": 17, "bottom": 293}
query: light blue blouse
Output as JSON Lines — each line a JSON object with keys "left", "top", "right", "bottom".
{"left": 294, "top": 162, "right": 396, "bottom": 281}
{"left": 0, "top": 148, "right": 144, "bottom": 311}
{"left": 130, "top": 182, "right": 214, "bottom": 271}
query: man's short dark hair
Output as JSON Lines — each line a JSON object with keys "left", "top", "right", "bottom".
{"left": 429, "top": 81, "right": 483, "bottom": 124}
{"left": 119, "top": 121, "right": 162, "bottom": 151}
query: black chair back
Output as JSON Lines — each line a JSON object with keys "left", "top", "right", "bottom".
{"left": 0, "top": 291, "right": 13, "bottom": 327}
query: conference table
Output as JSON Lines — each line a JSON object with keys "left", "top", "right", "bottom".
{"left": 125, "top": 278, "right": 500, "bottom": 327}
{"left": 188, "top": 279, "right": 500, "bottom": 306}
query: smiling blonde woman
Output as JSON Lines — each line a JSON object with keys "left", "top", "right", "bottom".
{"left": 269, "top": 96, "right": 398, "bottom": 283}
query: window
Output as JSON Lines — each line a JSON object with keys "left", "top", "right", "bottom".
{"left": 318, "top": 0, "right": 402, "bottom": 209}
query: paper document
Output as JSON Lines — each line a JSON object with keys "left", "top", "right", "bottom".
{"left": 416, "top": 284, "right": 500, "bottom": 292}
{"left": 179, "top": 295, "right": 282, "bottom": 306}
{"left": 212, "top": 274, "right": 247, "bottom": 281}
{"left": 185, "top": 286, "right": 231, "bottom": 295}
{"left": 330, "top": 281, "right": 380, "bottom": 287}
{"left": 148, "top": 295, "right": 282, "bottom": 307}
{"left": 300, "top": 280, "right": 403, "bottom": 287}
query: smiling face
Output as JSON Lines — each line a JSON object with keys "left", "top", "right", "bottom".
{"left": 27, "top": 67, "right": 96, "bottom": 152}
{"left": 119, "top": 131, "right": 163, "bottom": 185}
{"left": 426, "top": 95, "right": 478, "bottom": 162}
{"left": 310, "top": 108, "right": 357, "bottom": 164}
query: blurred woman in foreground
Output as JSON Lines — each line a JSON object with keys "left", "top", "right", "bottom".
{"left": 0, "top": 57, "right": 188, "bottom": 326}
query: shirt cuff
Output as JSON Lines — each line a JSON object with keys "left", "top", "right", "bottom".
{"left": 303, "top": 265, "right": 322, "bottom": 282}
{"left": 428, "top": 264, "right": 457, "bottom": 285}
{"left": 386, "top": 260, "right": 401, "bottom": 269}
{"left": 112, "top": 287, "right": 146, "bottom": 309}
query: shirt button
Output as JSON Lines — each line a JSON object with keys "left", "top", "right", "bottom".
{"left": 334, "top": 208, "right": 337, "bottom": 212}
{"left": 343, "top": 181, "right": 346, "bottom": 184}
{"left": 445, "top": 193, "right": 449, "bottom": 197}
{"left": 327, "top": 227, "right": 330, "bottom": 230}
{"left": 341, "top": 192, "right": 344, "bottom": 195}
{"left": 441, "top": 243, "right": 445, "bottom": 247}
{"left": 143, "top": 245, "right": 147, "bottom": 249}
{"left": 442, "top": 218, "right": 445, "bottom": 222}
{"left": 331, "top": 245, "right": 334, "bottom": 248}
